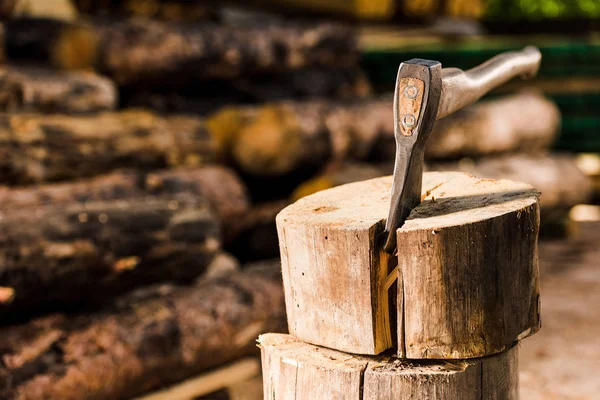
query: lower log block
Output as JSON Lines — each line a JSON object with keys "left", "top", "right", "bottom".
{"left": 259, "top": 334, "right": 518, "bottom": 400}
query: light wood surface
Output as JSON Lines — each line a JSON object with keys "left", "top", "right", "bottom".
{"left": 260, "top": 333, "right": 518, "bottom": 400}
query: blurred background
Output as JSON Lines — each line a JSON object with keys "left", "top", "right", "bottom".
{"left": 0, "top": 0, "right": 597, "bottom": 399}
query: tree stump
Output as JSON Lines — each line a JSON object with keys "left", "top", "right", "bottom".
{"left": 259, "top": 333, "right": 518, "bottom": 400}
{"left": 276, "top": 171, "right": 540, "bottom": 357}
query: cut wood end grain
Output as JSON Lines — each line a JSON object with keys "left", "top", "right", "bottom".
{"left": 278, "top": 172, "right": 539, "bottom": 232}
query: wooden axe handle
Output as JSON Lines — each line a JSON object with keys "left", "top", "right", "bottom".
{"left": 436, "top": 46, "right": 541, "bottom": 120}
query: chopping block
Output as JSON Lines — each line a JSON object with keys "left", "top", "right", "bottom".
{"left": 276, "top": 171, "right": 541, "bottom": 358}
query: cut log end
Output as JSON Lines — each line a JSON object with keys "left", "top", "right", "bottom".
{"left": 259, "top": 333, "right": 518, "bottom": 400}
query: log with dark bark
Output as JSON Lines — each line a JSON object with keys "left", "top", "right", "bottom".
{"left": 0, "top": 65, "right": 117, "bottom": 113}
{"left": 210, "top": 99, "right": 390, "bottom": 179}
{"left": 1, "top": 17, "right": 99, "bottom": 70}
{"left": 0, "top": 166, "right": 249, "bottom": 319}
{"left": 93, "top": 18, "right": 357, "bottom": 86}
{"left": 218, "top": 91, "right": 558, "bottom": 180}
{"left": 0, "top": 110, "right": 217, "bottom": 184}
{"left": 1, "top": 17, "right": 357, "bottom": 84}
{"left": 123, "top": 67, "right": 371, "bottom": 115}
{"left": 225, "top": 200, "right": 287, "bottom": 262}
{"left": 0, "top": 262, "right": 286, "bottom": 400}
{"left": 372, "top": 91, "right": 560, "bottom": 161}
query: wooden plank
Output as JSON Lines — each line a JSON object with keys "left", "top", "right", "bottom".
{"left": 135, "top": 358, "right": 260, "bottom": 400}
{"left": 260, "top": 333, "right": 519, "bottom": 399}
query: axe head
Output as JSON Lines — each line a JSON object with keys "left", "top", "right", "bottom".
{"left": 383, "top": 59, "right": 442, "bottom": 254}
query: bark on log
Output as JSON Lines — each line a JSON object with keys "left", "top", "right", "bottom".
{"left": 93, "top": 18, "right": 357, "bottom": 86}
{"left": 73, "top": 0, "right": 218, "bottom": 21}
{"left": 1, "top": 17, "right": 357, "bottom": 82}
{"left": 212, "top": 99, "right": 390, "bottom": 178}
{"left": 260, "top": 333, "right": 519, "bottom": 400}
{"left": 1, "top": 17, "right": 99, "bottom": 70}
{"left": 225, "top": 200, "right": 287, "bottom": 262}
{"left": 0, "top": 166, "right": 249, "bottom": 319}
{"left": 221, "top": 91, "right": 558, "bottom": 179}
{"left": 277, "top": 172, "right": 540, "bottom": 357}
{"left": 123, "top": 67, "right": 371, "bottom": 115}
{"left": 0, "top": 65, "right": 117, "bottom": 113}
{"left": 0, "top": 110, "right": 218, "bottom": 184}
{"left": 0, "top": 262, "right": 286, "bottom": 400}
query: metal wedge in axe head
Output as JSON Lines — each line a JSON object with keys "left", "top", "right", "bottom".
{"left": 384, "top": 46, "right": 542, "bottom": 254}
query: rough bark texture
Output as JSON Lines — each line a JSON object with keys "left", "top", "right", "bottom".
{"left": 216, "top": 92, "right": 558, "bottom": 179}
{"left": 1, "top": 17, "right": 357, "bottom": 82}
{"left": 0, "top": 65, "right": 117, "bottom": 113}
{"left": 0, "top": 110, "right": 217, "bottom": 184}
{"left": 260, "top": 333, "right": 518, "bottom": 400}
{"left": 277, "top": 172, "right": 540, "bottom": 358}
{"left": 0, "top": 166, "right": 249, "bottom": 319}
{"left": 123, "top": 67, "right": 372, "bottom": 115}
{"left": 93, "top": 18, "right": 357, "bottom": 86}
{"left": 73, "top": 0, "right": 218, "bottom": 21}
{"left": 209, "top": 99, "right": 390, "bottom": 178}
{"left": 0, "top": 263, "right": 286, "bottom": 400}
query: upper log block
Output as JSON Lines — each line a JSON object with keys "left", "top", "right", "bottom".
{"left": 276, "top": 171, "right": 541, "bottom": 357}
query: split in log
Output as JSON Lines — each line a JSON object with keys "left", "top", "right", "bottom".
{"left": 0, "top": 64, "right": 117, "bottom": 113}
{"left": 0, "top": 262, "right": 286, "bottom": 400}
{"left": 0, "top": 110, "right": 218, "bottom": 184}
{"left": 259, "top": 333, "right": 519, "bottom": 400}
{"left": 213, "top": 91, "right": 558, "bottom": 180}
{"left": 0, "top": 166, "right": 249, "bottom": 319}
{"left": 276, "top": 172, "right": 540, "bottom": 357}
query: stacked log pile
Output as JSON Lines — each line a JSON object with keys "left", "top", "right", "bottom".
{"left": 0, "top": 2, "right": 594, "bottom": 399}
